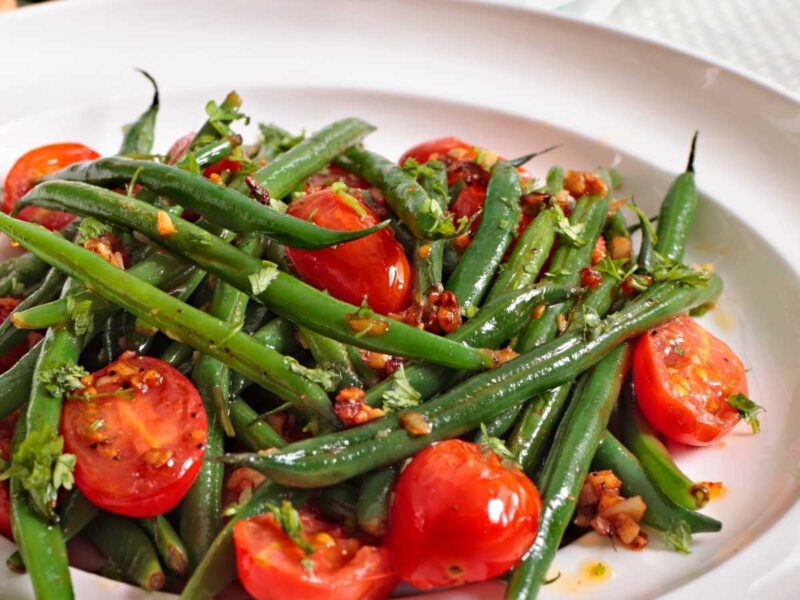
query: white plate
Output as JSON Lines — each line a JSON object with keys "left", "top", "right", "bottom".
{"left": 1, "top": 1, "right": 799, "bottom": 598}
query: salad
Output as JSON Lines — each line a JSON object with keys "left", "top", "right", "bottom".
{"left": 0, "top": 74, "right": 759, "bottom": 600}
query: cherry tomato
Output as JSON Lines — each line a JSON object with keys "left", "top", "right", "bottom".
{"left": 451, "top": 184, "right": 486, "bottom": 234}
{"left": 286, "top": 188, "right": 411, "bottom": 315}
{"left": 234, "top": 509, "right": 396, "bottom": 600}
{"left": 633, "top": 314, "right": 748, "bottom": 446}
{"left": 399, "top": 137, "right": 477, "bottom": 180}
{"left": 0, "top": 410, "right": 19, "bottom": 539}
{"left": 3, "top": 143, "right": 100, "bottom": 230}
{"left": 203, "top": 157, "right": 242, "bottom": 178}
{"left": 61, "top": 352, "right": 207, "bottom": 517}
{"left": 306, "top": 164, "right": 371, "bottom": 191}
{"left": 0, "top": 298, "right": 38, "bottom": 374}
{"left": 386, "top": 439, "right": 541, "bottom": 590}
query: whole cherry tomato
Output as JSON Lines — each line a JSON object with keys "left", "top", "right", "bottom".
{"left": 633, "top": 314, "right": 749, "bottom": 446}
{"left": 386, "top": 439, "right": 541, "bottom": 590}
{"left": 61, "top": 352, "right": 207, "bottom": 517}
{"left": 234, "top": 508, "right": 396, "bottom": 600}
{"left": 286, "top": 188, "right": 411, "bottom": 315}
{"left": 3, "top": 143, "right": 100, "bottom": 230}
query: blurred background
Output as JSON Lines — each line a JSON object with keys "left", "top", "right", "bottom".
{"left": 3, "top": 0, "right": 798, "bottom": 94}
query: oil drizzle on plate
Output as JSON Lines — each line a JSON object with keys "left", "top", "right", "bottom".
{"left": 550, "top": 558, "right": 614, "bottom": 594}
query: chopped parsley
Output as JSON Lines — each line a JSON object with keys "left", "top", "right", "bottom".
{"left": 0, "top": 427, "right": 76, "bottom": 522}
{"left": 381, "top": 365, "right": 421, "bottom": 412}
{"left": 248, "top": 261, "right": 279, "bottom": 295}
{"left": 663, "top": 520, "right": 692, "bottom": 554}
{"left": 478, "top": 423, "right": 517, "bottom": 464}
{"left": 726, "top": 393, "right": 764, "bottom": 434}
{"left": 300, "top": 558, "right": 315, "bottom": 574}
{"left": 37, "top": 361, "right": 88, "bottom": 398}
{"left": 284, "top": 357, "right": 340, "bottom": 392}
{"left": 77, "top": 217, "right": 110, "bottom": 244}
{"left": 267, "top": 500, "right": 314, "bottom": 554}
{"left": 552, "top": 203, "right": 586, "bottom": 246}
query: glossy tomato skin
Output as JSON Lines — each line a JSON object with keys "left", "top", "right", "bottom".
{"left": 0, "top": 410, "right": 19, "bottom": 539}
{"left": 286, "top": 188, "right": 411, "bottom": 315}
{"left": 386, "top": 440, "right": 541, "bottom": 590}
{"left": 399, "top": 137, "right": 476, "bottom": 175}
{"left": 61, "top": 353, "right": 207, "bottom": 517}
{"left": 633, "top": 314, "right": 748, "bottom": 446}
{"left": 3, "top": 143, "right": 100, "bottom": 230}
{"left": 234, "top": 510, "right": 396, "bottom": 600}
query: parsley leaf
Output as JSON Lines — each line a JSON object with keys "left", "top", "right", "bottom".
{"left": 248, "top": 261, "right": 279, "bottom": 295}
{"left": 624, "top": 202, "right": 658, "bottom": 246}
{"left": 37, "top": 362, "right": 88, "bottom": 398}
{"left": 478, "top": 423, "right": 517, "bottom": 464}
{"left": 651, "top": 252, "right": 711, "bottom": 287}
{"left": 65, "top": 296, "right": 94, "bottom": 337}
{"left": 204, "top": 99, "right": 249, "bottom": 138}
{"left": 267, "top": 500, "right": 314, "bottom": 554}
{"left": 663, "top": 520, "right": 692, "bottom": 554}
{"left": 381, "top": 364, "right": 421, "bottom": 412}
{"left": 726, "top": 393, "right": 764, "bottom": 433}
{"left": 284, "top": 357, "right": 340, "bottom": 392}
{"left": 77, "top": 217, "right": 111, "bottom": 244}
{"left": 0, "top": 427, "right": 76, "bottom": 522}
{"left": 552, "top": 203, "right": 586, "bottom": 246}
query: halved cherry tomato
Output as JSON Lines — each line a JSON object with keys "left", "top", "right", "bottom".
{"left": 3, "top": 143, "right": 100, "bottom": 230}
{"left": 633, "top": 314, "right": 748, "bottom": 446}
{"left": 61, "top": 352, "right": 207, "bottom": 517}
{"left": 399, "top": 137, "right": 477, "bottom": 181}
{"left": 286, "top": 188, "right": 411, "bottom": 315}
{"left": 234, "top": 508, "right": 396, "bottom": 600}
{"left": 386, "top": 439, "right": 541, "bottom": 590}
{"left": 306, "top": 164, "right": 371, "bottom": 192}
{"left": 0, "top": 410, "right": 19, "bottom": 539}
{"left": 0, "top": 297, "right": 39, "bottom": 374}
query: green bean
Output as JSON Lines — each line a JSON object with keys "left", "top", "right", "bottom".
{"left": 10, "top": 326, "right": 79, "bottom": 599}
{"left": 139, "top": 515, "right": 190, "bottom": 575}
{"left": 363, "top": 282, "right": 577, "bottom": 409}
{"left": 181, "top": 235, "right": 261, "bottom": 566}
{"left": 223, "top": 277, "right": 722, "bottom": 487}
{"left": 336, "top": 146, "right": 453, "bottom": 239}
{"left": 230, "top": 317, "right": 298, "bottom": 395}
{"left": 508, "top": 276, "right": 619, "bottom": 472}
{"left": 230, "top": 396, "right": 286, "bottom": 450}
{"left": 345, "top": 344, "right": 381, "bottom": 389}
{"left": 592, "top": 432, "right": 721, "bottom": 533}
{"left": 619, "top": 374, "right": 709, "bottom": 509}
{"left": 484, "top": 209, "right": 556, "bottom": 304}
{"left": 190, "top": 91, "right": 243, "bottom": 149}
{"left": 654, "top": 132, "right": 698, "bottom": 262}
{"left": 445, "top": 160, "right": 522, "bottom": 312}
{"left": 119, "top": 70, "right": 159, "bottom": 155}
{"left": 0, "top": 212, "right": 337, "bottom": 424}
{"left": 179, "top": 137, "right": 237, "bottom": 171}
{"left": 12, "top": 250, "right": 199, "bottom": 330}
{"left": 160, "top": 339, "right": 194, "bottom": 367}
{"left": 0, "top": 339, "right": 42, "bottom": 420}
{"left": 356, "top": 465, "right": 398, "bottom": 537}
{"left": 256, "top": 123, "right": 300, "bottom": 162}
{"left": 14, "top": 182, "right": 497, "bottom": 370}
{"left": 298, "top": 326, "right": 362, "bottom": 390}
{"left": 179, "top": 483, "right": 308, "bottom": 600}
{"left": 47, "top": 156, "right": 390, "bottom": 249}
{"left": 637, "top": 206, "right": 657, "bottom": 273}
{"left": 85, "top": 512, "right": 165, "bottom": 591}
{"left": 0, "top": 268, "right": 65, "bottom": 357}
{"left": 506, "top": 344, "right": 631, "bottom": 599}
{"left": 318, "top": 483, "right": 358, "bottom": 525}
{"left": 411, "top": 160, "right": 449, "bottom": 300}
{"left": 101, "top": 310, "right": 128, "bottom": 363}
{"left": 0, "top": 251, "right": 51, "bottom": 296}
{"left": 545, "top": 166, "right": 565, "bottom": 192}
{"left": 516, "top": 195, "right": 609, "bottom": 351}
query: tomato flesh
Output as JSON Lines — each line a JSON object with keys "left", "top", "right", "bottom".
{"left": 633, "top": 314, "right": 748, "bottom": 446}
{"left": 234, "top": 510, "right": 396, "bottom": 600}
{"left": 386, "top": 439, "right": 541, "bottom": 589}
{"left": 3, "top": 143, "right": 100, "bottom": 230}
{"left": 286, "top": 188, "right": 411, "bottom": 315}
{"left": 61, "top": 353, "right": 207, "bottom": 517}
